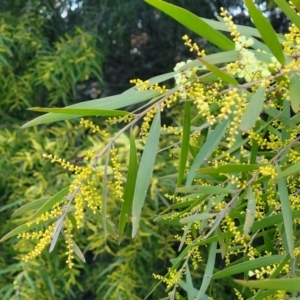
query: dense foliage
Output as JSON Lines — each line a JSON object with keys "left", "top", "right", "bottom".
{"left": 2, "top": 0, "right": 300, "bottom": 300}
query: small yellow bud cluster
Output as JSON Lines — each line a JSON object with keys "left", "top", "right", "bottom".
{"left": 161, "top": 124, "right": 183, "bottom": 135}
{"left": 129, "top": 78, "right": 151, "bottom": 90}
{"left": 173, "top": 59, "right": 198, "bottom": 100}
{"left": 80, "top": 118, "right": 109, "bottom": 137}
{"left": 220, "top": 8, "right": 240, "bottom": 42}
{"left": 140, "top": 107, "right": 157, "bottom": 140}
{"left": 234, "top": 288, "right": 244, "bottom": 300}
{"left": 129, "top": 79, "right": 167, "bottom": 94}
{"left": 27, "top": 203, "right": 64, "bottom": 225}
{"left": 43, "top": 153, "right": 82, "bottom": 173}
{"left": 160, "top": 92, "right": 179, "bottom": 111}
{"left": 153, "top": 268, "right": 182, "bottom": 290}
{"left": 249, "top": 264, "right": 277, "bottom": 279}
{"left": 283, "top": 23, "right": 300, "bottom": 54}
{"left": 182, "top": 35, "right": 206, "bottom": 57}
{"left": 220, "top": 89, "right": 246, "bottom": 147}
{"left": 106, "top": 113, "right": 134, "bottom": 125}
{"left": 82, "top": 181, "right": 102, "bottom": 213}
{"left": 189, "top": 81, "right": 215, "bottom": 124}
{"left": 221, "top": 8, "right": 278, "bottom": 82}
{"left": 188, "top": 245, "right": 203, "bottom": 270}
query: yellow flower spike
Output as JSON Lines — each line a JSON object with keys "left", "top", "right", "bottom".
{"left": 21, "top": 223, "right": 56, "bottom": 262}
{"left": 64, "top": 220, "right": 75, "bottom": 268}
{"left": 109, "top": 148, "right": 124, "bottom": 201}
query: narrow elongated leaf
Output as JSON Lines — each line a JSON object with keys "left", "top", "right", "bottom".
{"left": 180, "top": 213, "right": 217, "bottom": 224}
{"left": 235, "top": 278, "right": 300, "bottom": 292}
{"left": 186, "top": 118, "right": 230, "bottom": 186}
{"left": 196, "top": 241, "right": 217, "bottom": 300}
{"left": 132, "top": 110, "right": 161, "bottom": 237}
{"left": 197, "top": 164, "right": 259, "bottom": 175}
{"left": 244, "top": 0, "right": 285, "bottom": 65}
{"left": 275, "top": 0, "right": 300, "bottom": 32}
{"left": 22, "top": 90, "right": 159, "bottom": 128}
{"left": 176, "top": 185, "right": 234, "bottom": 194}
{"left": 240, "top": 86, "right": 265, "bottom": 131}
{"left": 29, "top": 187, "right": 69, "bottom": 221}
{"left": 0, "top": 221, "right": 46, "bottom": 242}
{"left": 180, "top": 51, "right": 239, "bottom": 72}
{"left": 275, "top": 161, "right": 300, "bottom": 179}
{"left": 199, "top": 17, "right": 285, "bottom": 42}
{"left": 186, "top": 264, "right": 194, "bottom": 300}
{"left": 276, "top": 165, "right": 294, "bottom": 258}
{"left": 28, "top": 107, "right": 129, "bottom": 117}
{"left": 243, "top": 187, "right": 256, "bottom": 236}
{"left": 12, "top": 198, "right": 49, "bottom": 217}
{"left": 213, "top": 255, "right": 284, "bottom": 279}
{"left": 265, "top": 107, "right": 295, "bottom": 127}
{"left": 145, "top": 0, "right": 234, "bottom": 51}
{"left": 176, "top": 101, "right": 191, "bottom": 187}
{"left": 49, "top": 216, "right": 64, "bottom": 252}
{"left": 252, "top": 210, "right": 300, "bottom": 231}
{"left": 72, "top": 240, "right": 86, "bottom": 262}
{"left": 289, "top": 74, "right": 300, "bottom": 113}
{"left": 123, "top": 72, "right": 175, "bottom": 95}
{"left": 199, "top": 58, "right": 238, "bottom": 86}
{"left": 178, "top": 280, "right": 204, "bottom": 300}
{"left": 118, "top": 132, "right": 138, "bottom": 243}
{"left": 88, "top": 208, "right": 118, "bottom": 238}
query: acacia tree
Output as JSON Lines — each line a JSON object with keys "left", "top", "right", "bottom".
{"left": 2, "top": 0, "right": 300, "bottom": 299}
